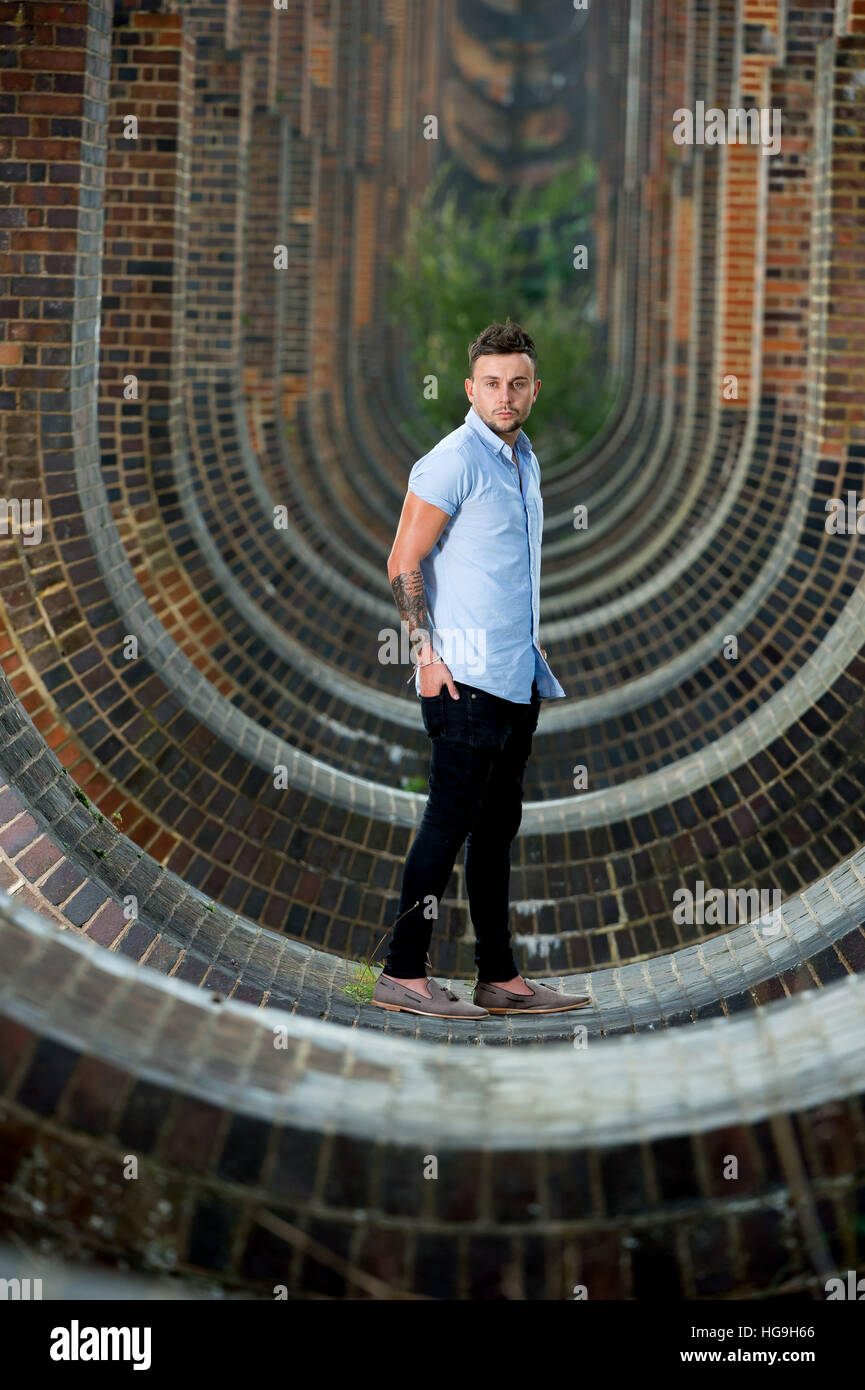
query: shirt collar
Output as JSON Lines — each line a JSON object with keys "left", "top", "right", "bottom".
{"left": 465, "top": 405, "right": 532, "bottom": 462}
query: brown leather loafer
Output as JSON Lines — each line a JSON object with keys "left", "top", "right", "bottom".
{"left": 371, "top": 974, "right": 489, "bottom": 1019}
{"left": 473, "top": 978, "right": 591, "bottom": 1014}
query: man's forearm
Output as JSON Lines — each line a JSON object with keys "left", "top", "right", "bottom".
{"left": 389, "top": 564, "right": 434, "bottom": 662}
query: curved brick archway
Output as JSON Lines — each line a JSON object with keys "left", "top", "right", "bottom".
{"left": 1, "top": 0, "right": 865, "bottom": 1300}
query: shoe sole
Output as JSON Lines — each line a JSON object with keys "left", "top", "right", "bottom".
{"left": 481, "top": 1001, "right": 592, "bottom": 1014}
{"left": 370, "top": 999, "right": 487, "bottom": 1020}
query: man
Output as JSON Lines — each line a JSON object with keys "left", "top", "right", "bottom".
{"left": 372, "top": 320, "right": 590, "bottom": 1020}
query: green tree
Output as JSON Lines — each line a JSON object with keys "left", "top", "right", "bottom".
{"left": 387, "top": 154, "right": 613, "bottom": 462}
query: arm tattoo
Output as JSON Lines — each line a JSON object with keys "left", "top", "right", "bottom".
{"left": 390, "top": 568, "right": 432, "bottom": 656}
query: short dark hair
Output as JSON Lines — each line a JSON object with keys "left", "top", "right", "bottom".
{"left": 468, "top": 318, "right": 538, "bottom": 379}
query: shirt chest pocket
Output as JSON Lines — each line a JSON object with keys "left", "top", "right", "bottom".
{"left": 460, "top": 481, "right": 525, "bottom": 538}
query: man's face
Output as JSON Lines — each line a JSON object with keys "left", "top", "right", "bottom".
{"left": 465, "top": 352, "right": 540, "bottom": 438}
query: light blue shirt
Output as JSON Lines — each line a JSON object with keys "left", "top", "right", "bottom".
{"left": 408, "top": 405, "right": 566, "bottom": 703}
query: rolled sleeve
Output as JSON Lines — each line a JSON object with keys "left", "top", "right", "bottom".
{"left": 407, "top": 446, "right": 472, "bottom": 518}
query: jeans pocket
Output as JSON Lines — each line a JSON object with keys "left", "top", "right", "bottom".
{"left": 452, "top": 683, "right": 508, "bottom": 750}
{"left": 431, "top": 688, "right": 475, "bottom": 745}
{"left": 420, "top": 692, "right": 443, "bottom": 737}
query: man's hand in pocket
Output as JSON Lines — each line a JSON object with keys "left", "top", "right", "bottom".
{"left": 419, "top": 658, "right": 459, "bottom": 700}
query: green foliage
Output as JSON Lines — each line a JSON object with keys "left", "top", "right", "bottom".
{"left": 343, "top": 925, "right": 392, "bottom": 1003}
{"left": 343, "top": 959, "right": 382, "bottom": 1004}
{"left": 400, "top": 774, "right": 428, "bottom": 793}
{"left": 386, "top": 155, "right": 614, "bottom": 455}
{"left": 72, "top": 784, "right": 112, "bottom": 828}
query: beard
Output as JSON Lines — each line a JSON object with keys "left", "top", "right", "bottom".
{"left": 485, "top": 408, "right": 523, "bottom": 434}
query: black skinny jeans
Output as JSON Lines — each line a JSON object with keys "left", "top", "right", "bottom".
{"left": 383, "top": 677, "right": 541, "bottom": 981}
